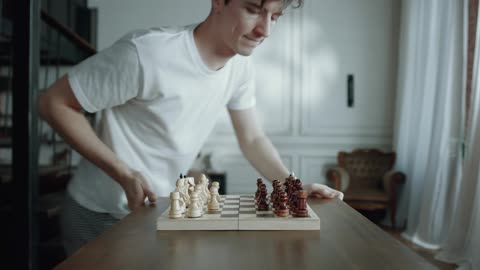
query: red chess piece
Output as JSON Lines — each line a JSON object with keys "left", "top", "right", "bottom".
{"left": 275, "top": 191, "right": 289, "bottom": 217}
{"left": 256, "top": 183, "right": 267, "bottom": 206}
{"left": 275, "top": 182, "right": 283, "bottom": 210}
{"left": 255, "top": 179, "right": 263, "bottom": 201}
{"left": 289, "top": 191, "right": 297, "bottom": 214}
{"left": 256, "top": 178, "right": 263, "bottom": 188}
{"left": 271, "top": 180, "right": 279, "bottom": 199}
{"left": 290, "top": 179, "right": 304, "bottom": 213}
{"left": 293, "top": 190, "right": 309, "bottom": 217}
{"left": 294, "top": 179, "right": 303, "bottom": 190}
{"left": 258, "top": 187, "right": 269, "bottom": 211}
{"left": 271, "top": 181, "right": 280, "bottom": 209}
{"left": 283, "top": 179, "right": 289, "bottom": 194}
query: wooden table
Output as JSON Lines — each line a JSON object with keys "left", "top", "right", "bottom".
{"left": 54, "top": 198, "right": 436, "bottom": 270}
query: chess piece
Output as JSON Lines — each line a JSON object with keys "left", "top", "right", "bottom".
{"left": 257, "top": 178, "right": 263, "bottom": 186}
{"left": 175, "top": 177, "right": 190, "bottom": 209}
{"left": 289, "top": 179, "right": 304, "bottom": 213}
{"left": 275, "top": 182, "right": 283, "bottom": 209}
{"left": 211, "top": 181, "right": 222, "bottom": 202}
{"left": 283, "top": 179, "right": 290, "bottom": 196}
{"left": 289, "top": 192, "right": 297, "bottom": 214}
{"left": 270, "top": 180, "right": 279, "bottom": 209}
{"left": 271, "top": 179, "right": 279, "bottom": 191}
{"left": 256, "top": 183, "right": 266, "bottom": 205}
{"left": 208, "top": 186, "right": 220, "bottom": 210}
{"left": 175, "top": 174, "right": 185, "bottom": 192}
{"left": 199, "top": 174, "right": 211, "bottom": 202}
{"left": 289, "top": 178, "right": 296, "bottom": 193}
{"left": 271, "top": 182, "right": 279, "bottom": 210}
{"left": 286, "top": 179, "right": 296, "bottom": 206}
{"left": 257, "top": 187, "right": 269, "bottom": 211}
{"left": 255, "top": 178, "right": 263, "bottom": 201}
{"left": 194, "top": 185, "right": 206, "bottom": 205}
{"left": 293, "top": 190, "right": 309, "bottom": 217}
{"left": 294, "top": 179, "right": 303, "bottom": 189}
{"left": 275, "top": 191, "right": 290, "bottom": 217}
{"left": 187, "top": 192, "right": 203, "bottom": 218}
{"left": 169, "top": 192, "right": 184, "bottom": 218}
{"left": 186, "top": 176, "right": 195, "bottom": 195}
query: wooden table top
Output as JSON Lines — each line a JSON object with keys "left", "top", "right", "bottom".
{"left": 54, "top": 198, "right": 436, "bottom": 270}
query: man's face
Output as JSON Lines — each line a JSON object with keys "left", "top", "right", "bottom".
{"left": 214, "top": 0, "right": 284, "bottom": 56}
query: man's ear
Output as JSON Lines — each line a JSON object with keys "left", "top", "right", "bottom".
{"left": 212, "top": 0, "right": 223, "bottom": 14}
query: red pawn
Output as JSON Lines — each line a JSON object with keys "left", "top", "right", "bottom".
{"left": 275, "top": 191, "right": 289, "bottom": 217}
{"left": 258, "top": 187, "right": 269, "bottom": 211}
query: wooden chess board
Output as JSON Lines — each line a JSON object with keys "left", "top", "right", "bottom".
{"left": 156, "top": 194, "right": 321, "bottom": 230}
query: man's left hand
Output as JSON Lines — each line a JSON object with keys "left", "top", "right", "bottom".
{"left": 304, "top": 183, "right": 344, "bottom": 200}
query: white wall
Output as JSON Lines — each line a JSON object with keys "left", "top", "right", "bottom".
{"left": 87, "top": 0, "right": 401, "bottom": 193}
{"left": 88, "top": 0, "right": 211, "bottom": 50}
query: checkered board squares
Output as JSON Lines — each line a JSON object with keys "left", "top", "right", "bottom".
{"left": 156, "top": 195, "right": 320, "bottom": 231}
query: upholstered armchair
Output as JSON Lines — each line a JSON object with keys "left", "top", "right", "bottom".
{"left": 326, "top": 149, "right": 406, "bottom": 227}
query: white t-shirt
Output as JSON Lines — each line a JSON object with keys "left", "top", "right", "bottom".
{"left": 67, "top": 24, "right": 256, "bottom": 218}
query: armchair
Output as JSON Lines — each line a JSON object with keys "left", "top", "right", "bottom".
{"left": 326, "top": 149, "right": 406, "bottom": 228}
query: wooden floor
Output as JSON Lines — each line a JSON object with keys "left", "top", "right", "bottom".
{"left": 381, "top": 226, "right": 457, "bottom": 270}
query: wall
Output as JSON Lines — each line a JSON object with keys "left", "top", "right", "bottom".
{"left": 87, "top": 0, "right": 401, "bottom": 193}
{"left": 87, "top": 0, "right": 211, "bottom": 50}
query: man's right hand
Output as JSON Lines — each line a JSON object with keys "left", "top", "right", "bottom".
{"left": 118, "top": 169, "right": 157, "bottom": 211}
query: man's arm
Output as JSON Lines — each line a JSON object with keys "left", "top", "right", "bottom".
{"left": 38, "top": 75, "right": 156, "bottom": 210}
{"left": 228, "top": 107, "right": 289, "bottom": 180}
{"left": 229, "top": 108, "right": 343, "bottom": 199}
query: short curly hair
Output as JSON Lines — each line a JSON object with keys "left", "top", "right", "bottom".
{"left": 224, "top": 0, "right": 304, "bottom": 9}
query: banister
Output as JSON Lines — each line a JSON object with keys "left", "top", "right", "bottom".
{"left": 40, "top": 9, "right": 97, "bottom": 55}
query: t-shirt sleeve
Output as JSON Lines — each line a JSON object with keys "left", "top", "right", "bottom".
{"left": 67, "top": 38, "right": 142, "bottom": 113}
{"left": 227, "top": 57, "right": 256, "bottom": 110}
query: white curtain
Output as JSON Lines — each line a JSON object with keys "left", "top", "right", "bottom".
{"left": 393, "top": 0, "right": 467, "bottom": 250}
{"left": 436, "top": 2, "right": 480, "bottom": 268}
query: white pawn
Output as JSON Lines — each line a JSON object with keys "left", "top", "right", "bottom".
{"left": 208, "top": 186, "right": 220, "bottom": 210}
{"left": 169, "top": 192, "right": 184, "bottom": 219}
{"left": 211, "top": 181, "right": 222, "bottom": 202}
{"left": 187, "top": 192, "right": 203, "bottom": 218}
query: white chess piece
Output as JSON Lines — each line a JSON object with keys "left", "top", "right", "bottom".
{"left": 174, "top": 177, "right": 183, "bottom": 194}
{"left": 187, "top": 192, "right": 203, "bottom": 218}
{"left": 175, "top": 177, "right": 190, "bottom": 208}
{"left": 211, "top": 181, "right": 222, "bottom": 202}
{"left": 194, "top": 185, "right": 206, "bottom": 205}
{"left": 186, "top": 176, "right": 195, "bottom": 196}
{"left": 169, "top": 192, "right": 184, "bottom": 218}
{"left": 208, "top": 186, "right": 220, "bottom": 210}
{"left": 199, "top": 174, "right": 211, "bottom": 202}
{"left": 198, "top": 174, "right": 210, "bottom": 204}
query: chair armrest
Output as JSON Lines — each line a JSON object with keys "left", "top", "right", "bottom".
{"left": 382, "top": 171, "right": 406, "bottom": 199}
{"left": 326, "top": 167, "right": 350, "bottom": 192}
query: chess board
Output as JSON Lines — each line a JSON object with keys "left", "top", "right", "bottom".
{"left": 157, "top": 195, "right": 320, "bottom": 230}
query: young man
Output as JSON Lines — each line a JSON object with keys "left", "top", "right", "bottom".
{"left": 38, "top": 0, "right": 343, "bottom": 255}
